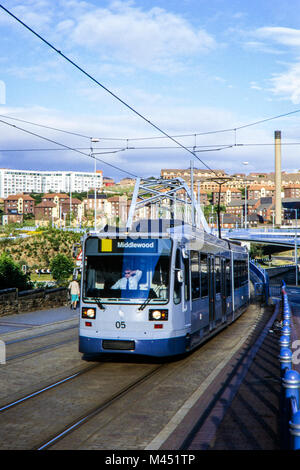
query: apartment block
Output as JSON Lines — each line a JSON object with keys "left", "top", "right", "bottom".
{"left": 0, "top": 168, "right": 103, "bottom": 198}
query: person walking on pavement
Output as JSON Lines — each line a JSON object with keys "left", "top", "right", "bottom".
{"left": 68, "top": 277, "right": 80, "bottom": 310}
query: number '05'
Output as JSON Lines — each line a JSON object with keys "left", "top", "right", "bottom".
{"left": 115, "top": 321, "right": 126, "bottom": 329}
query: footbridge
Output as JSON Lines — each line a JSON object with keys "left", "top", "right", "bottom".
{"left": 222, "top": 228, "right": 300, "bottom": 248}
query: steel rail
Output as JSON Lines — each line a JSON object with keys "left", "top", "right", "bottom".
{"left": 0, "top": 364, "right": 98, "bottom": 412}
{"left": 35, "top": 364, "right": 165, "bottom": 450}
{"left": 6, "top": 337, "right": 76, "bottom": 361}
{"left": 5, "top": 324, "right": 77, "bottom": 345}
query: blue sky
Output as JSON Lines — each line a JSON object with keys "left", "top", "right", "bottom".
{"left": 1, "top": 0, "right": 300, "bottom": 180}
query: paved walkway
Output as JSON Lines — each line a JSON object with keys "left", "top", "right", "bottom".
{"left": 186, "top": 298, "right": 300, "bottom": 450}
{"left": 160, "top": 301, "right": 282, "bottom": 450}
{"left": 210, "top": 305, "right": 281, "bottom": 450}
{"left": 0, "top": 306, "right": 78, "bottom": 335}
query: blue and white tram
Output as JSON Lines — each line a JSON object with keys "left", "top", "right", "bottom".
{"left": 79, "top": 220, "right": 249, "bottom": 357}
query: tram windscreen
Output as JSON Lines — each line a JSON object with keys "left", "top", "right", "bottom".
{"left": 83, "top": 238, "right": 172, "bottom": 304}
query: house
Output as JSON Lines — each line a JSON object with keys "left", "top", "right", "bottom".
{"left": 83, "top": 194, "right": 107, "bottom": 213}
{"left": 103, "top": 177, "right": 115, "bottom": 187}
{"left": 4, "top": 194, "right": 35, "bottom": 215}
{"left": 247, "top": 184, "right": 275, "bottom": 200}
{"left": 283, "top": 184, "right": 300, "bottom": 199}
{"left": 60, "top": 198, "right": 85, "bottom": 221}
{"left": 212, "top": 187, "right": 242, "bottom": 205}
{"left": 35, "top": 201, "right": 57, "bottom": 221}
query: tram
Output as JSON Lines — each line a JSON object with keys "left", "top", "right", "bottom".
{"left": 79, "top": 218, "right": 249, "bottom": 357}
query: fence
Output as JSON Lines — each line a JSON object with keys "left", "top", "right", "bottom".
{"left": 249, "top": 259, "right": 270, "bottom": 304}
{"left": 269, "top": 285, "right": 283, "bottom": 298}
{"left": 279, "top": 281, "right": 300, "bottom": 450}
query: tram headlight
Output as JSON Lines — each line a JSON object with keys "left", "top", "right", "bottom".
{"left": 82, "top": 307, "right": 96, "bottom": 319}
{"left": 149, "top": 309, "right": 168, "bottom": 321}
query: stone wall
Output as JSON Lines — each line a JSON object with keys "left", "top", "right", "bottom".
{"left": 0, "top": 287, "right": 69, "bottom": 317}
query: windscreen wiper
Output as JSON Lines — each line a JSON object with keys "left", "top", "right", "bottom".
{"left": 138, "top": 291, "right": 156, "bottom": 311}
{"left": 95, "top": 298, "right": 106, "bottom": 310}
{"left": 138, "top": 295, "right": 152, "bottom": 311}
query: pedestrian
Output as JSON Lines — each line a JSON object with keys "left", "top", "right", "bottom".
{"left": 68, "top": 277, "right": 80, "bottom": 310}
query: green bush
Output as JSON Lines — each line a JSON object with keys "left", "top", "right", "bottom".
{"left": 50, "top": 254, "right": 74, "bottom": 285}
{"left": 0, "top": 254, "right": 33, "bottom": 290}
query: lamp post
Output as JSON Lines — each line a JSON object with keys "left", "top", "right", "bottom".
{"left": 296, "top": 209, "right": 298, "bottom": 287}
{"left": 69, "top": 173, "right": 72, "bottom": 227}
{"left": 292, "top": 208, "right": 298, "bottom": 287}
{"left": 242, "top": 162, "right": 249, "bottom": 229}
{"left": 205, "top": 176, "right": 234, "bottom": 238}
{"left": 89, "top": 139, "right": 126, "bottom": 231}
{"left": 284, "top": 207, "right": 298, "bottom": 286}
{"left": 90, "top": 138, "right": 100, "bottom": 232}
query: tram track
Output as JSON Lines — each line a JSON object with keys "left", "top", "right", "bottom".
{"left": 0, "top": 356, "right": 166, "bottom": 450}
{"left": 4, "top": 325, "right": 78, "bottom": 362}
{"left": 35, "top": 364, "right": 165, "bottom": 450}
{"left": 0, "top": 363, "right": 98, "bottom": 412}
{"left": 0, "top": 303, "right": 272, "bottom": 450}
{"left": 5, "top": 324, "right": 77, "bottom": 345}
{"left": 6, "top": 337, "right": 76, "bottom": 361}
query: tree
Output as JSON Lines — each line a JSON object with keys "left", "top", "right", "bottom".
{"left": 203, "top": 204, "right": 226, "bottom": 223}
{"left": 30, "top": 192, "right": 44, "bottom": 205}
{"left": 250, "top": 243, "right": 264, "bottom": 259}
{"left": 0, "top": 254, "right": 32, "bottom": 290}
{"left": 50, "top": 254, "right": 74, "bottom": 285}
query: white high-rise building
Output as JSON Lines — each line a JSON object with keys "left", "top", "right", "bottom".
{"left": 0, "top": 168, "right": 103, "bottom": 198}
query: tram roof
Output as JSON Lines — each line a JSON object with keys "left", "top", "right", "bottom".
{"left": 84, "top": 218, "right": 247, "bottom": 253}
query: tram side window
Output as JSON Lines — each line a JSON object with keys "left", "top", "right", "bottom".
{"left": 200, "top": 253, "right": 208, "bottom": 297}
{"left": 173, "top": 249, "right": 181, "bottom": 305}
{"left": 234, "top": 260, "right": 246, "bottom": 288}
{"left": 233, "top": 260, "right": 239, "bottom": 288}
{"left": 226, "top": 259, "right": 231, "bottom": 296}
{"left": 215, "top": 256, "right": 221, "bottom": 294}
{"left": 191, "top": 250, "right": 200, "bottom": 300}
{"left": 241, "top": 260, "right": 248, "bottom": 286}
{"left": 184, "top": 255, "right": 190, "bottom": 302}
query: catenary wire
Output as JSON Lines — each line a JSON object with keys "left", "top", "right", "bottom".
{"left": 3, "top": 141, "right": 300, "bottom": 153}
{"left": 0, "top": 4, "right": 219, "bottom": 176}
{"left": 2, "top": 3, "right": 300, "bottom": 177}
{"left": 1, "top": 109, "right": 300, "bottom": 143}
{"left": 0, "top": 118, "right": 139, "bottom": 179}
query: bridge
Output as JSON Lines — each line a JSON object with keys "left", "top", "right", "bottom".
{"left": 221, "top": 228, "right": 300, "bottom": 248}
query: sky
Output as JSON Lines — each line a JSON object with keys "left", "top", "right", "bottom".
{"left": 1, "top": 0, "right": 300, "bottom": 180}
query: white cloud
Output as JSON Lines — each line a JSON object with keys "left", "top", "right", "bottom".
{"left": 269, "top": 61, "right": 300, "bottom": 104}
{"left": 62, "top": 2, "right": 216, "bottom": 73}
{"left": 250, "top": 81, "right": 262, "bottom": 91}
{"left": 245, "top": 26, "right": 300, "bottom": 103}
{"left": 254, "top": 27, "right": 300, "bottom": 48}
{"left": 1, "top": 1, "right": 217, "bottom": 76}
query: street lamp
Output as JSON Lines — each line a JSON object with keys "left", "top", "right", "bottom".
{"left": 90, "top": 138, "right": 100, "bottom": 232}
{"left": 283, "top": 207, "right": 298, "bottom": 286}
{"left": 242, "top": 162, "right": 249, "bottom": 229}
{"left": 90, "top": 138, "right": 126, "bottom": 231}
{"left": 204, "top": 176, "right": 234, "bottom": 238}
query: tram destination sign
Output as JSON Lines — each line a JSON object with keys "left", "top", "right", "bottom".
{"left": 99, "top": 238, "right": 158, "bottom": 253}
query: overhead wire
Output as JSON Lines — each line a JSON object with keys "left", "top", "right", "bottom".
{"left": 0, "top": 3, "right": 220, "bottom": 176}
{"left": 0, "top": 118, "right": 139, "bottom": 179}
{"left": 3, "top": 141, "right": 300, "bottom": 153}
{"left": 2, "top": 108, "right": 300, "bottom": 143}
{"left": 2, "top": 3, "right": 300, "bottom": 176}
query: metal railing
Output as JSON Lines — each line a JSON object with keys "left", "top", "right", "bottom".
{"left": 279, "top": 281, "right": 300, "bottom": 450}
{"left": 249, "top": 259, "right": 270, "bottom": 304}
